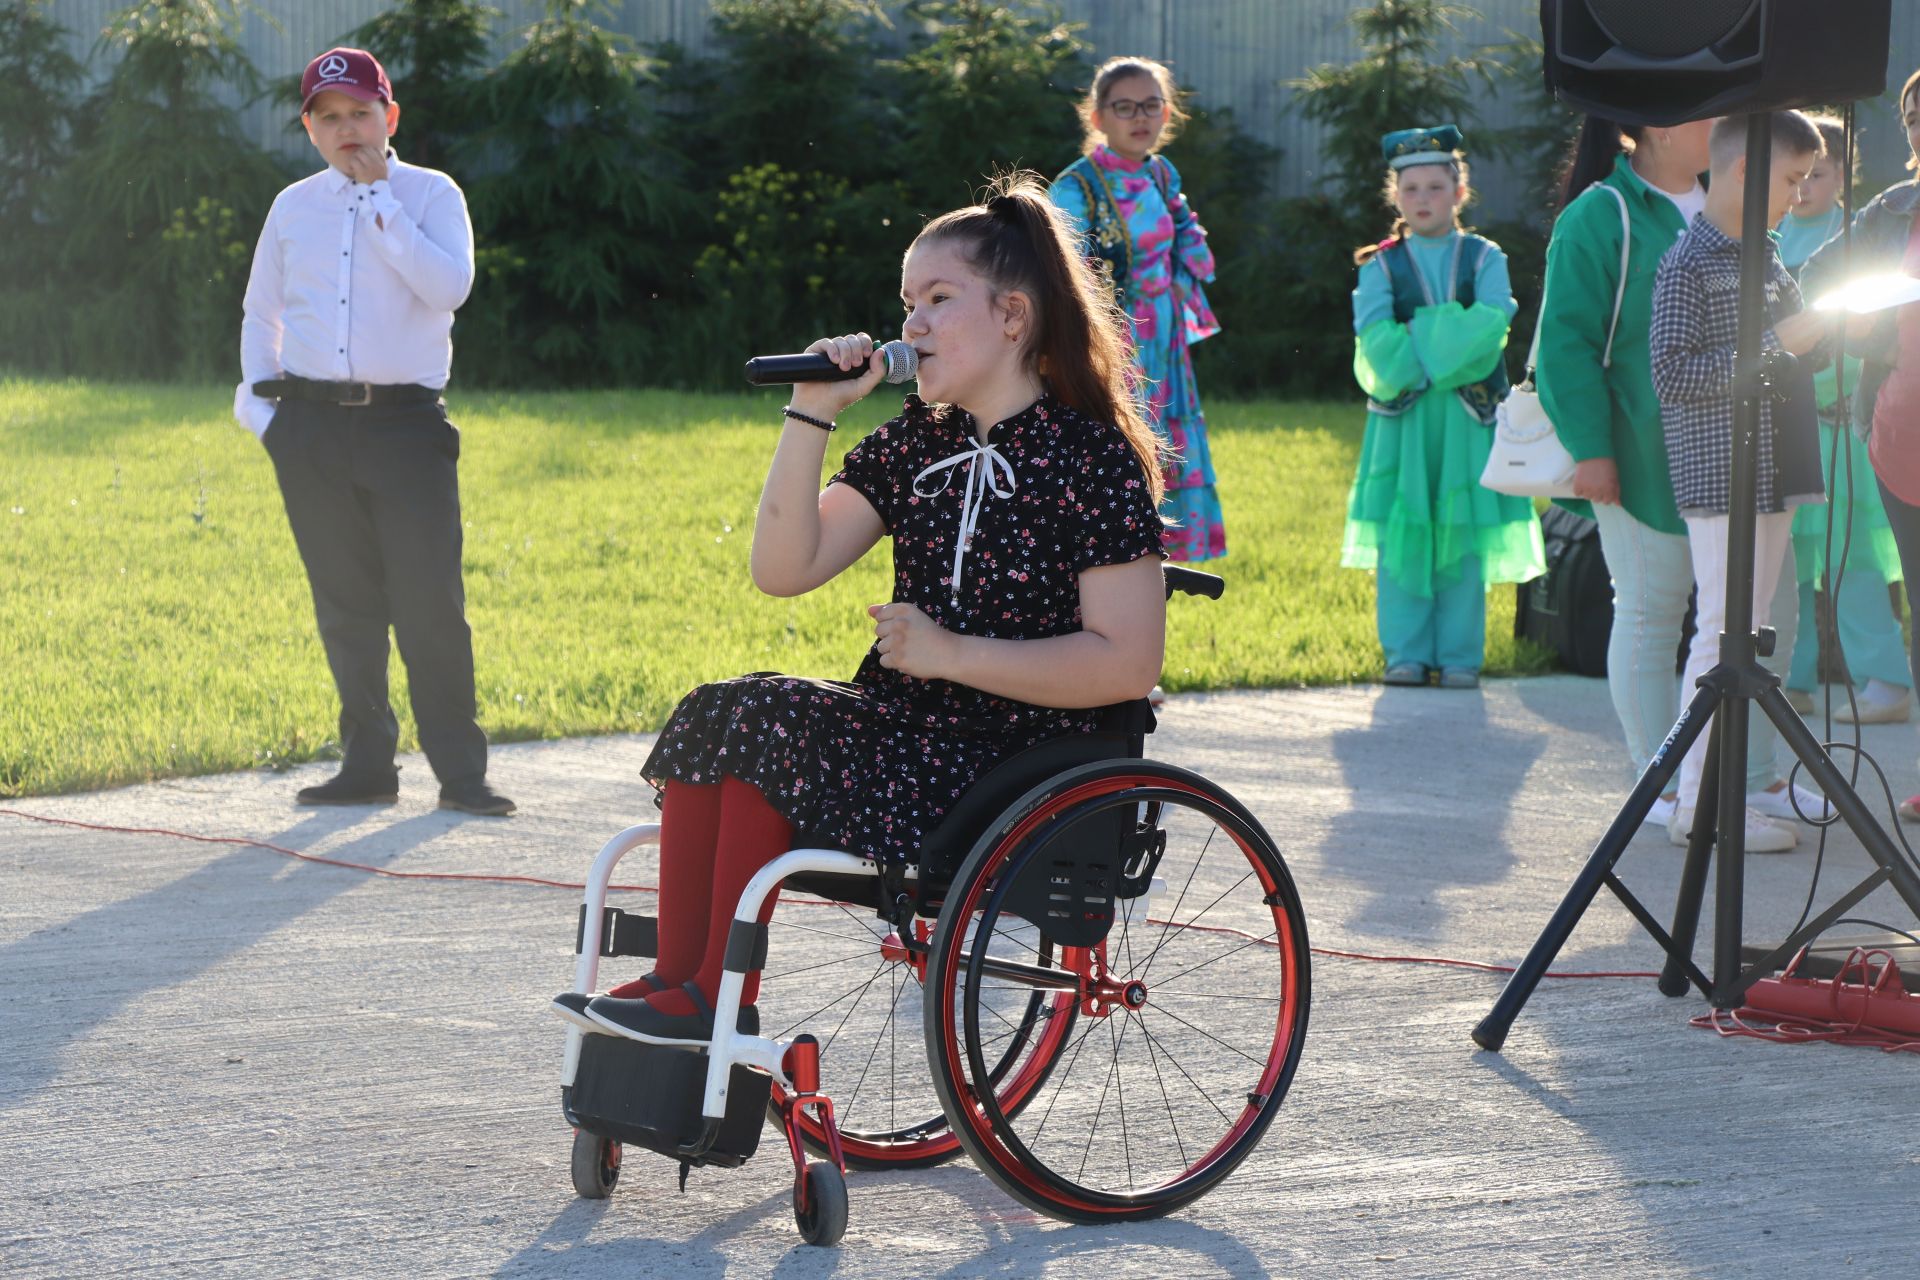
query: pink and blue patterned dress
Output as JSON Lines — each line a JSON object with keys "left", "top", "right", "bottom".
{"left": 1052, "top": 144, "right": 1225, "bottom": 561}
{"left": 640, "top": 395, "right": 1166, "bottom": 865}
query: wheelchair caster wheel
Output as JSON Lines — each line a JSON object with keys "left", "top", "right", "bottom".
{"left": 793, "top": 1162, "right": 847, "bottom": 1246}
{"left": 569, "top": 1129, "right": 621, "bottom": 1199}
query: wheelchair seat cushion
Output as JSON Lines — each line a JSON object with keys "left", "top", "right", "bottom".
{"left": 641, "top": 395, "right": 1166, "bottom": 867}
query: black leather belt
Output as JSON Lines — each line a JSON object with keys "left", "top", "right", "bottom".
{"left": 254, "top": 376, "right": 440, "bottom": 406}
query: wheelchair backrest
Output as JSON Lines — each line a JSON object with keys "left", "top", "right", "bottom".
{"left": 915, "top": 728, "right": 1138, "bottom": 889}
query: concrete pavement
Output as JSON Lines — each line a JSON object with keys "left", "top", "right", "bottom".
{"left": 3, "top": 676, "right": 1918, "bottom": 1277}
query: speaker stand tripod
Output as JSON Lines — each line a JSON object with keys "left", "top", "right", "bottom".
{"left": 1473, "top": 115, "right": 1920, "bottom": 1053}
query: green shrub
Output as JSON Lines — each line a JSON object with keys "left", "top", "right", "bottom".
{"left": 457, "top": 0, "right": 690, "bottom": 387}
{"left": 50, "top": 0, "right": 283, "bottom": 380}
{"left": 5, "top": 0, "right": 1580, "bottom": 398}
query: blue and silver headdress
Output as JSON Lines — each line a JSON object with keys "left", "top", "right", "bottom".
{"left": 1381, "top": 124, "right": 1464, "bottom": 170}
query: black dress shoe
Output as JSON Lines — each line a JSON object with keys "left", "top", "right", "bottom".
{"left": 438, "top": 779, "right": 515, "bottom": 816}
{"left": 551, "top": 991, "right": 603, "bottom": 1033}
{"left": 296, "top": 772, "right": 399, "bottom": 806}
{"left": 584, "top": 984, "right": 759, "bottom": 1047}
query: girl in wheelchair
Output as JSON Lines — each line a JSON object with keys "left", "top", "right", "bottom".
{"left": 554, "top": 173, "right": 1171, "bottom": 1047}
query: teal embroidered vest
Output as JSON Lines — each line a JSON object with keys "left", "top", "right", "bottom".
{"left": 1367, "top": 234, "right": 1511, "bottom": 425}
{"left": 1055, "top": 154, "right": 1171, "bottom": 309}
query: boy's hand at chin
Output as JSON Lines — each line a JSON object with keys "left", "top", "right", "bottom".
{"left": 869, "top": 603, "right": 956, "bottom": 680}
{"left": 341, "top": 144, "right": 390, "bottom": 186}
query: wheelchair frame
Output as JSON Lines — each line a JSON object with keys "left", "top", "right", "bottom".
{"left": 556, "top": 567, "right": 1312, "bottom": 1246}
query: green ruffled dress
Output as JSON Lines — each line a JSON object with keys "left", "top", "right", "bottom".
{"left": 1341, "top": 300, "right": 1546, "bottom": 596}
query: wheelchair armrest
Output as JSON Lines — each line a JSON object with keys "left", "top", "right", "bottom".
{"left": 1164, "top": 566, "right": 1224, "bottom": 601}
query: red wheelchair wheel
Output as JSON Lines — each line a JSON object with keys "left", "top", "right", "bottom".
{"left": 924, "top": 760, "right": 1311, "bottom": 1222}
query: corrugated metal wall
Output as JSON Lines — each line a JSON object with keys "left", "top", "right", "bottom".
{"left": 49, "top": 0, "right": 1920, "bottom": 217}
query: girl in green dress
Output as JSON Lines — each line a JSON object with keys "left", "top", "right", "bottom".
{"left": 1342, "top": 126, "right": 1545, "bottom": 687}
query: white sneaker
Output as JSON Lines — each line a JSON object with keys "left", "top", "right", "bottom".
{"left": 1784, "top": 688, "right": 1815, "bottom": 715}
{"left": 1643, "top": 795, "right": 1678, "bottom": 828}
{"left": 1747, "top": 781, "right": 1830, "bottom": 823}
{"left": 1833, "top": 679, "right": 1912, "bottom": 725}
{"left": 1667, "top": 804, "right": 1798, "bottom": 853}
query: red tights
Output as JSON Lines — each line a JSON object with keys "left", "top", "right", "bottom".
{"left": 608, "top": 777, "right": 792, "bottom": 1012}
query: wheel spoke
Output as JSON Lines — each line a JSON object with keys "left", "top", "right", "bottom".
{"left": 1133, "top": 1014, "right": 1235, "bottom": 1126}
{"left": 1077, "top": 1015, "right": 1127, "bottom": 1183}
{"left": 844, "top": 964, "right": 908, "bottom": 1124}
{"left": 1115, "top": 1016, "right": 1136, "bottom": 1190}
{"left": 770, "top": 917, "right": 888, "bottom": 948}
{"left": 1139, "top": 822, "right": 1209, "bottom": 978}
{"left": 1150, "top": 928, "right": 1279, "bottom": 989}
{"left": 772, "top": 956, "right": 887, "bottom": 1045}
{"left": 1139, "top": 1000, "right": 1270, "bottom": 1069}
{"left": 764, "top": 948, "right": 887, "bottom": 981}
{"left": 1024, "top": 1006, "right": 1108, "bottom": 1147}
{"left": 1142, "top": 1015, "right": 1190, "bottom": 1171}
{"left": 1138, "top": 868, "right": 1251, "bottom": 986}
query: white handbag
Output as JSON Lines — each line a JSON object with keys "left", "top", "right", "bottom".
{"left": 1481, "top": 183, "right": 1631, "bottom": 499}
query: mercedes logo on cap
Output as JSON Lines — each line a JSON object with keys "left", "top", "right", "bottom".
{"left": 319, "top": 54, "right": 349, "bottom": 80}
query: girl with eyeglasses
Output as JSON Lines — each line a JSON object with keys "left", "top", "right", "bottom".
{"left": 1051, "top": 56, "right": 1226, "bottom": 564}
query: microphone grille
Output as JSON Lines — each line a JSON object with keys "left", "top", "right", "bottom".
{"left": 880, "top": 340, "right": 918, "bottom": 384}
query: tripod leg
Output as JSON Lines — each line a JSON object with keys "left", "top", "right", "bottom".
{"left": 1658, "top": 692, "right": 1724, "bottom": 996}
{"left": 1711, "top": 686, "right": 1756, "bottom": 998}
{"left": 1472, "top": 685, "right": 1715, "bottom": 1052}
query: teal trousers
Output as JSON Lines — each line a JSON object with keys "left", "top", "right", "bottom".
{"left": 1377, "top": 555, "right": 1485, "bottom": 672}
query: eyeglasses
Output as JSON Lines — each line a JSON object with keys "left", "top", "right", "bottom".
{"left": 1103, "top": 96, "right": 1165, "bottom": 120}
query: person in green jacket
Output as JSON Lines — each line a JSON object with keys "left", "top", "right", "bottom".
{"left": 1536, "top": 115, "right": 1813, "bottom": 832}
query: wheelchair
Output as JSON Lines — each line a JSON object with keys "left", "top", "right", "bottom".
{"left": 555, "top": 567, "right": 1311, "bottom": 1246}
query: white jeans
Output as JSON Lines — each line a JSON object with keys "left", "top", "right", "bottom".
{"left": 1590, "top": 502, "right": 1694, "bottom": 783}
{"left": 1676, "top": 511, "right": 1796, "bottom": 809}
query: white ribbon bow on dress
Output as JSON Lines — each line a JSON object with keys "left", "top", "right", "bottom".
{"left": 912, "top": 436, "right": 1018, "bottom": 602}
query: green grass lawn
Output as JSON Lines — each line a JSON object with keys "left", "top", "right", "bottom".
{"left": 1, "top": 378, "right": 1548, "bottom": 796}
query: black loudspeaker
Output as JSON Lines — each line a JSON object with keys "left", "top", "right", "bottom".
{"left": 1542, "top": 0, "right": 1892, "bottom": 126}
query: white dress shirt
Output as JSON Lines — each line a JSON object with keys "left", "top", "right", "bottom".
{"left": 234, "top": 150, "right": 475, "bottom": 437}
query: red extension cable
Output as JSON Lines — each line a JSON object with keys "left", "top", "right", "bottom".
{"left": 0, "top": 805, "right": 1660, "bottom": 982}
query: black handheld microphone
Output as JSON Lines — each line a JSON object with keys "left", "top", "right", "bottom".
{"left": 744, "top": 339, "right": 919, "bottom": 386}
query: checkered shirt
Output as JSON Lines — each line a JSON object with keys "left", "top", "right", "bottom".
{"left": 1649, "top": 213, "right": 1803, "bottom": 514}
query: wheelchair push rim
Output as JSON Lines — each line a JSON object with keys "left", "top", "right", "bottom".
{"left": 924, "top": 762, "right": 1311, "bottom": 1223}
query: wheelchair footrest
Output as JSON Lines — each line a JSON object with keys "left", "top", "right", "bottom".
{"left": 566, "top": 1033, "right": 771, "bottom": 1169}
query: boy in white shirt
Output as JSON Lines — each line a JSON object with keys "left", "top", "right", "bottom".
{"left": 237, "top": 47, "right": 511, "bottom": 816}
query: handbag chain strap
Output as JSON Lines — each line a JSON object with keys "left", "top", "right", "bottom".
{"left": 1528, "top": 181, "right": 1632, "bottom": 382}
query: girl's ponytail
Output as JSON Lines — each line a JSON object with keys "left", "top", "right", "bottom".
{"left": 1556, "top": 116, "right": 1639, "bottom": 212}
{"left": 917, "top": 173, "right": 1164, "bottom": 506}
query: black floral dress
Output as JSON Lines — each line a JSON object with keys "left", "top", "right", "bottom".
{"left": 640, "top": 393, "right": 1165, "bottom": 864}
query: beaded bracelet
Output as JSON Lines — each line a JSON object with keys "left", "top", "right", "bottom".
{"left": 782, "top": 406, "right": 836, "bottom": 432}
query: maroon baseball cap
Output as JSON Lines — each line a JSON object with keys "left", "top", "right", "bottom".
{"left": 300, "top": 48, "right": 392, "bottom": 113}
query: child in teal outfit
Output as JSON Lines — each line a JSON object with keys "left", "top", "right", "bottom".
{"left": 1777, "top": 116, "right": 1912, "bottom": 724}
{"left": 1342, "top": 126, "right": 1546, "bottom": 687}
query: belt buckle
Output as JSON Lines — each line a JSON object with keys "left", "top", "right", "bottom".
{"left": 341, "top": 381, "right": 373, "bottom": 407}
